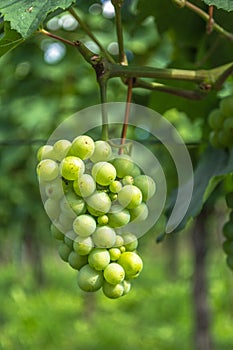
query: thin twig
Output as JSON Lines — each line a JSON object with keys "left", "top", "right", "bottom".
{"left": 111, "top": 0, "right": 127, "bottom": 65}
{"left": 120, "top": 78, "right": 133, "bottom": 153}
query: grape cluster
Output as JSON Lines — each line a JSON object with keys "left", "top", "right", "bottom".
{"left": 36, "top": 135, "right": 156, "bottom": 299}
{"left": 222, "top": 189, "right": 233, "bottom": 271}
{"left": 208, "top": 94, "right": 233, "bottom": 149}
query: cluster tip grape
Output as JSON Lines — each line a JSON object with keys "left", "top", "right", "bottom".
{"left": 36, "top": 135, "right": 156, "bottom": 299}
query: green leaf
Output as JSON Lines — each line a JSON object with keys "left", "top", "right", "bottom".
{"left": 0, "top": 0, "right": 75, "bottom": 38}
{"left": 166, "top": 146, "right": 233, "bottom": 233}
{"left": 202, "top": 0, "right": 233, "bottom": 11}
{"left": 0, "top": 22, "right": 25, "bottom": 57}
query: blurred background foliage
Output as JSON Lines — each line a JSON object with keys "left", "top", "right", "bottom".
{"left": 0, "top": 0, "right": 233, "bottom": 349}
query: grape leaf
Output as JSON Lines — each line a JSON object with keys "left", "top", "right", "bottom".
{"left": 202, "top": 0, "right": 233, "bottom": 11}
{"left": 0, "top": 22, "right": 25, "bottom": 57}
{"left": 166, "top": 146, "right": 233, "bottom": 233}
{"left": 0, "top": 0, "right": 75, "bottom": 38}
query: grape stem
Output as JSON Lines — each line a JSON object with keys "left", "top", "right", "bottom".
{"left": 119, "top": 78, "right": 133, "bottom": 154}
{"left": 111, "top": 0, "right": 128, "bottom": 65}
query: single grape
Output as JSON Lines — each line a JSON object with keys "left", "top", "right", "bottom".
{"left": 45, "top": 178, "right": 64, "bottom": 200}
{"left": 223, "top": 220, "right": 233, "bottom": 240}
{"left": 60, "top": 156, "right": 85, "bottom": 181}
{"left": 92, "top": 226, "right": 116, "bottom": 248}
{"left": 134, "top": 175, "right": 156, "bottom": 201}
{"left": 220, "top": 95, "right": 233, "bottom": 117}
{"left": 97, "top": 215, "right": 109, "bottom": 225}
{"left": 121, "top": 232, "right": 138, "bottom": 251}
{"left": 73, "top": 214, "right": 96, "bottom": 237}
{"left": 37, "top": 159, "right": 59, "bottom": 182}
{"left": 112, "top": 155, "right": 136, "bottom": 178}
{"left": 58, "top": 242, "right": 73, "bottom": 262}
{"left": 53, "top": 139, "right": 71, "bottom": 161}
{"left": 208, "top": 109, "right": 223, "bottom": 130}
{"left": 60, "top": 195, "right": 80, "bottom": 218}
{"left": 108, "top": 205, "right": 130, "bottom": 228}
{"left": 50, "top": 223, "right": 64, "bottom": 241}
{"left": 217, "top": 129, "right": 232, "bottom": 148}
{"left": 90, "top": 140, "right": 112, "bottom": 162}
{"left": 209, "top": 131, "right": 221, "bottom": 148}
{"left": 102, "top": 281, "right": 124, "bottom": 299}
{"left": 130, "top": 202, "right": 149, "bottom": 222}
{"left": 58, "top": 212, "right": 73, "bottom": 231}
{"left": 73, "top": 235, "right": 93, "bottom": 255}
{"left": 37, "top": 145, "right": 56, "bottom": 161}
{"left": 109, "top": 180, "right": 122, "bottom": 193}
{"left": 226, "top": 191, "right": 233, "bottom": 209}
{"left": 122, "top": 280, "right": 131, "bottom": 296}
{"left": 114, "top": 235, "right": 124, "bottom": 248}
{"left": 109, "top": 247, "right": 121, "bottom": 261}
{"left": 86, "top": 191, "right": 111, "bottom": 216}
{"left": 122, "top": 175, "right": 134, "bottom": 185}
{"left": 68, "top": 251, "right": 88, "bottom": 270}
{"left": 92, "top": 161, "right": 116, "bottom": 186}
{"left": 223, "top": 117, "right": 233, "bottom": 134}
{"left": 77, "top": 264, "right": 104, "bottom": 292}
{"left": 222, "top": 240, "right": 233, "bottom": 255}
{"left": 88, "top": 248, "right": 111, "bottom": 270}
{"left": 118, "top": 185, "right": 142, "bottom": 209}
{"left": 104, "top": 262, "right": 125, "bottom": 285}
{"left": 69, "top": 135, "right": 95, "bottom": 160}
{"left": 118, "top": 251, "right": 143, "bottom": 279}
{"left": 44, "top": 198, "right": 60, "bottom": 220}
{"left": 73, "top": 174, "right": 96, "bottom": 198}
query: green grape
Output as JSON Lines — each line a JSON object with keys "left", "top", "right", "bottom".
{"left": 114, "top": 235, "right": 124, "bottom": 248}
{"left": 44, "top": 198, "right": 60, "bottom": 220}
{"left": 134, "top": 175, "right": 156, "bottom": 201}
{"left": 86, "top": 191, "right": 111, "bottom": 216}
{"left": 109, "top": 180, "right": 122, "bottom": 193}
{"left": 208, "top": 109, "right": 223, "bottom": 130}
{"left": 64, "top": 193, "right": 86, "bottom": 216}
{"left": 68, "top": 251, "right": 88, "bottom": 270}
{"left": 130, "top": 202, "right": 149, "bottom": 222}
{"left": 122, "top": 175, "right": 134, "bottom": 185}
{"left": 226, "top": 191, "right": 233, "bottom": 208}
{"left": 73, "top": 214, "right": 96, "bottom": 237}
{"left": 37, "top": 159, "right": 59, "bottom": 182}
{"left": 222, "top": 240, "right": 233, "bottom": 255}
{"left": 121, "top": 232, "right": 138, "bottom": 251}
{"left": 64, "top": 230, "right": 77, "bottom": 248}
{"left": 223, "top": 117, "right": 233, "bottom": 133}
{"left": 60, "top": 156, "right": 85, "bottom": 181}
{"left": 220, "top": 95, "right": 233, "bottom": 117}
{"left": 107, "top": 205, "right": 130, "bottom": 228}
{"left": 45, "top": 178, "right": 64, "bottom": 200}
{"left": 69, "top": 135, "right": 95, "bottom": 160}
{"left": 102, "top": 281, "right": 124, "bottom": 299}
{"left": 92, "top": 226, "right": 116, "bottom": 248}
{"left": 122, "top": 280, "right": 131, "bottom": 295}
{"left": 58, "top": 212, "right": 73, "bottom": 231}
{"left": 77, "top": 264, "right": 104, "bottom": 292}
{"left": 112, "top": 155, "right": 136, "bottom": 178}
{"left": 109, "top": 247, "right": 121, "bottom": 261}
{"left": 50, "top": 223, "right": 64, "bottom": 241}
{"left": 92, "top": 161, "right": 116, "bottom": 186}
{"left": 97, "top": 215, "right": 109, "bottom": 225}
{"left": 37, "top": 145, "right": 56, "bottom": 161}
{"left": 90, "top": 140, "right": 112, "bottom": 162}
{"left": 217, "top": 129, "right": 232, "bottom": 147}
{"left": 209, "top": 131, "right": 221, "bottom": 148}
{"left": 226, "top": 255, "right": 233, "bottom": 270}
{"left": 118, "top": 185, "right": 142, "bottom": 209}
{"left": 88, "top": 248, "right": 110, "bottom": 270}
{"left": 53, "top": 139, "right": 71, "bottom": 161}
{"left": 109, "top": 193, "right": 118, "bottom": 201}
{"left": 58, "top": 242, "right": 73, "bottom": 262}
{"left": 104, "top": 262, "right": 125, "bottom": 285}
{"left": 223, "top": 220, "right": 233, "bottom": 240}
{"left": 73, "top": 174, "right": 96, "bottom": 198}
{"left": 73, "top": 235, "right": 93, "bottom": 255}
{"left": 118, "top": 251, "right": 143, "bottom": 279}
{"left": 60, "top": 196, "right": 79, "bottom": 218}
